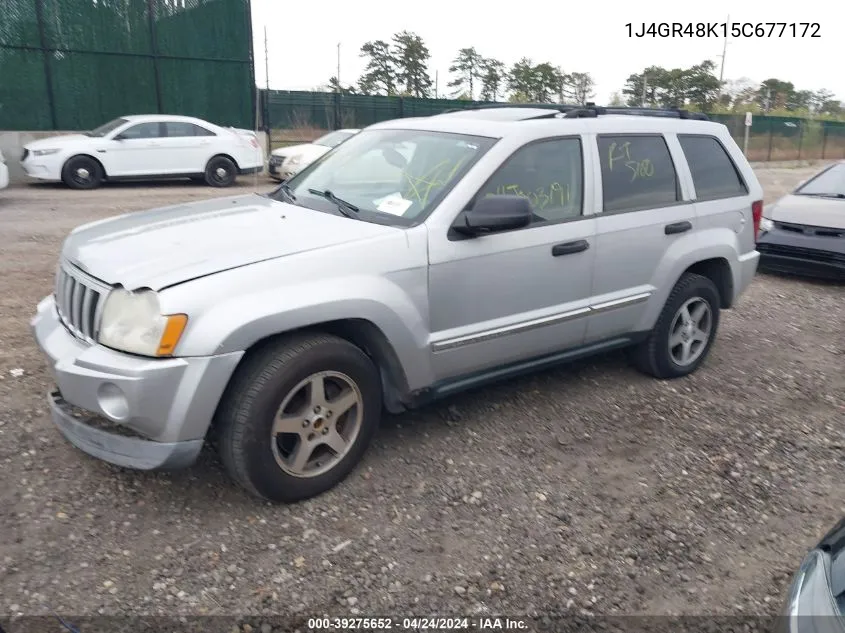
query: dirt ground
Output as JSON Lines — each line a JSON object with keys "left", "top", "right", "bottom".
{"left": 1, "top": 167, "right": 844, "bottom": 624}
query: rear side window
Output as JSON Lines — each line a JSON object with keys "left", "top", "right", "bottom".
{"left": 679, "top": 135, "right": 747, "bottom": 200}
{"left": 597, "top": 135, "right": 679, "bottom": 213}
{"left": 164, "top": 122, "right": 216, "bottom": 137}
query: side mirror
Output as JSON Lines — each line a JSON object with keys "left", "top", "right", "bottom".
{"left": 454, "top": 195, "right": 532, "bottom": 237}
{"left": 113, "top": 134, "right": 126, "bottom": 141}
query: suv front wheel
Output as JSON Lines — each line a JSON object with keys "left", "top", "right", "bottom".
{"left": 632, "top": 272, "right": 721, "bottom": 379}
{"left": 215, "top": 333, "right": 382, "bottom": 502}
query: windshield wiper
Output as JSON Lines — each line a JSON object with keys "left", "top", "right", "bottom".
{"left": 308, "top": 188, "right": 360, "bottom": 219}
{"left": 799, "top": 192, "right": 845, "bottom": 199}
{"left": 277, "top": 182, "right": 297, "bottom": 203}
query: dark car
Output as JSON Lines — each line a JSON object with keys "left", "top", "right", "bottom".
{"left": 757, "top": 161, "right": 845, "bottom": 280}
{"left": 778, "top": 516, "right": 845, "bottom": 632}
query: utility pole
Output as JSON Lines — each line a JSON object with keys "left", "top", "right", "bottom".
{"left": 336, "top": 42, "right": 341, "bottom": 90}
{"left": 718, "top": 14, "right": 729, "bottom": 87}
{"left": 435, "top": 70, "right": 439, "bottom": 99}
{"left": 264, "top": 26, "right": 269, "bottom": 91}
{"left": 642, "top": 74, "right": 647, "bottom": 107}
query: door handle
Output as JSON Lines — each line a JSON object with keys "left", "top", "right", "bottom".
{"left": 551, "top": 240, "right": 589, "bottom": 257}
{"left": 665, "top": 221, "right": 692, "bottom": 235}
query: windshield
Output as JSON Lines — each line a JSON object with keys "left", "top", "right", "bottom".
{"left": 87, "top": 118, "right": 128, "bottom": 137}
{"left": 313, "top": 130, "right": 356, "bottom": 148}
{"left": 796, "top": 163, "right": 845, "bottom": 198}
{"left": 272, "top": 128, "right": 497, "bottom": 225}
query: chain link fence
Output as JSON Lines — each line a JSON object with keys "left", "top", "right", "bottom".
{"left": 261, "top": 90, "right": 845, "bottom": 161}
{"left": 1, "top": 0, "right": 255, "bottom": 131}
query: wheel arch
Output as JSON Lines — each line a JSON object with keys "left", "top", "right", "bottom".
{"left": 213, "top": 318, "right": 412, "bottom": 421}
{"left": 206, "top": 153, "right": 240, "bottom": 171}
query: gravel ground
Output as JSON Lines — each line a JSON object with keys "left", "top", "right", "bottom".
{"left": 1, "top": 169, "right": 843, "bottom": 623}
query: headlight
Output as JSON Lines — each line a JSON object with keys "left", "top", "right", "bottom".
{"left": 98, "top": 288, "right": 187, "bottom": 357}
{"left": 760, "top": 217, "right": 775, "bottom": 233}
{"left": 286, "top": 154, "right": 301, "bottom": 166}
{"left": 31, "top": 148, "right": 60, "bottom": 157}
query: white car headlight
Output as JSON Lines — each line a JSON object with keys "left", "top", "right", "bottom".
{"left": 286, "top": 154, "right": 302, "bottom": 166}
{"left": 98, "top": 288, "right": 187, "bottom": 357}
{"left": 760, "top": 217, "right": 775, "bottom": 234}
{"left": 31, "top": 149, "right": 60, "bottom": 157}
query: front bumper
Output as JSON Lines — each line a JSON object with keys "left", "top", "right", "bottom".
{"left": 757, "top": 231, "right": 845, "bottom": 280}
{"left": 31, "top": 295, "right": 243, "bottom": 470}
{"left": 21, "top": 155, "right": 64, "bottom": 181}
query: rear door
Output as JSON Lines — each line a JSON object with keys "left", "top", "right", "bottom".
{"left": 677, "top": 133, "right": 752, "bottom": 244}
{"left": 585, "top": 132, "right": 696, "bottom": 343}
{"left": 159, "top": 122, "right": 217, "bottom": 174}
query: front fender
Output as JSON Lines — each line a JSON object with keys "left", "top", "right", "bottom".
{"left": 636, "top": 227, "right": 741, "bottom": 332}
{"left": 175, "top": 274, "right": 434, "bottom": 392}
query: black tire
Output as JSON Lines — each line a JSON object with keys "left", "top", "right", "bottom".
{"left": 61, "top": 155, "right": 103, "bottom": 190}
{"left": 631, "top": 272, "right": 721, "bottom": 379}
{"left": 204, "top": 155, "right": 237, "bottom": 187}
{"left": 215, "top": 333, "right": 382, "bottom": 502}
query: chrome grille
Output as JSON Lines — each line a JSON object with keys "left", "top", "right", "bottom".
{"left": 54, "top": 261, "right": 110, "bottom": 342}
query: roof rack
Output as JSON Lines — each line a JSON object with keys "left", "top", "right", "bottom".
{"left": 438, "top": 103, "right": 709, "bottom": 121}
{"left": 562, "top": 105, "right": 710, "bottom": 121}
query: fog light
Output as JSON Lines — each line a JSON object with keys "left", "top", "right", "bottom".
{"left": 97, "top": 382, "right": 129, "bottom": 421}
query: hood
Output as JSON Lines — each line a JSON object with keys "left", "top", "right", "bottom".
{"left": 271, "top": 143, "right": 328, "bottom": 160}
{"left": 25, "top": 134, "right": 92, "bottom": 150}
{"left": 768, "top": 194, "right": 845, "bottom": 230}
{"left": 62, "top": 194, "right": 398, "bottom": 291}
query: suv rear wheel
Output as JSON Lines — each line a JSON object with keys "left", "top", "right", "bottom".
{"left": 215, "top": 333, "right": 382, "bottom": 502}
{"left": 632, "top": 272, "right": 720, "bottom": 379}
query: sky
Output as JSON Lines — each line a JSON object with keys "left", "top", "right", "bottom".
{"left": 250, "top": 0, "right": 845, "bottom": 104}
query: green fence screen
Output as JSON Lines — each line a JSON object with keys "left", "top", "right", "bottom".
{"left": 0, "top": 0, "right": 255, "bottom": 131}
{"left": 262, "top": 90, "right": 845, "bottom": 162}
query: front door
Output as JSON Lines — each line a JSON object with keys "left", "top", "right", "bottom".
{"left": 427, "top": 136, "right": 598, "bottom": 382}
{"left": 102, "top": 121, "right": 168, "bottom": 176}
{"left": 586, "top": 132, "right": 697, "bottom": 343}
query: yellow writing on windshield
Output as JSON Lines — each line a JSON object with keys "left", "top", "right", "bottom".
{"left": 488, "top": 182, "right": 572, "bottom": 210}
{"left": 402, "top": 158, "right": 467, "bottom": 207}
{"left": 608, "top": 141, "right": 655, "bottom": 182}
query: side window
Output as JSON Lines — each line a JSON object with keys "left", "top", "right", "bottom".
{"left": 597, "top": 135, "right": 679, "bottom": 213}
{"left": 118, "top": 122, "right": 162, "bottom": 140}
{"left": 476, "top": 138, "right": 583, "bottom": 224}
{"left": 164, "top": 122, "right": 216, "bottom": 137}
{"left": 678, "top": 135, "right": 747, "bottom": 199}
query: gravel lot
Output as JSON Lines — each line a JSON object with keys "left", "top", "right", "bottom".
{"left": 1, "top": 167, "right": 843, "bottom": 624}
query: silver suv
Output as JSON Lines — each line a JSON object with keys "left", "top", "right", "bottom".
{"left": 31, "top": 105, "right": 763, "bottom": 502}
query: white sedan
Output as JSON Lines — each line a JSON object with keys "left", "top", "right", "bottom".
{"left": 268, "top": 128, "right": 359, "bottom": 181}
{"left": 0, "top": 150, "right": 8, "bottom": 190}
{"left": 20, "top": 115, "right": 264, "bottom": 189}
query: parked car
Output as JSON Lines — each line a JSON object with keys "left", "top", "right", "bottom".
{"left": 268, "top": 128, "right": 360, "bottom": 181}
{"left": 20, "top": 115, "right": 264, "bottom": 190}
{"left": 31, "top": 105, "right": 762, "bottom": 503}
{"left": 757, "top": 160, "right": 845, "bottom": 280}
{"left": 777, "top": 515, "right": 845, "bottom": 632}
{"left": 0, "top": 150, "right": 8, "bottom": 190}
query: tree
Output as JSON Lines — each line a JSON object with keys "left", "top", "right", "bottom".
{"left": 448, "top": 47, "right": 483, "bottom": 99}
{"left": 621, "top": 61, "right": 718, "bottom": 109}
{"left": 326, "top": 76, "right": 355, "bottom": 94}
{"left": 755, "top": 78, "right": 794, "bottom": 111}
{"left": 608, "top": 91, "right": 624, "bottom": 106}
{"left": 479, "top": 58, "right": 506, "bottom": 102}
{"left": 392, "top": 31, "right": 432, "bottom": 98}
{"left": 358, "top": 40, "right": 397, "bottom": 96}
{"left": 532, "top": 62, "right": 562, "bottom": 103}
{"left": 506, "top": 58, "right": 537, "bottom": 102}
{"left": 567, "top": 72, "right": 596, "bottom": 105}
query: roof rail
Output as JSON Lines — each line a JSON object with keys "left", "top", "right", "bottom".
{"left": 562, "top": 105, "right": 710, "bottom": 121}
{"left": 436, "top": 103, "right": 711, "bottom": 121}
